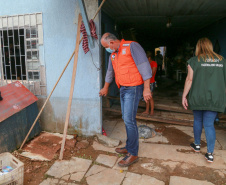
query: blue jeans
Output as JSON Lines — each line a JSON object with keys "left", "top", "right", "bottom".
{"left": 193, "top": 110, "right": 217, "bottom": 153}
{"left": 120, "top": 84, "right": 143, "bottom": 156}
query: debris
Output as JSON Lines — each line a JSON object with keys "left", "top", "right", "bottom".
{"left": 155, "top": 126, "right": 166, "bottom": 133}
{"left": 66, "top": 139, "right": 77, "bottom": 148}
{"left": 138, "top": 125, "right": 156, "bottom": 139}
{"left": 102, "top": 127, "right": 107, "bottom": 136}
{"left": 95, "top": 134, "right": 120, "bottom": 148}
{"left": 76, "top": 140, "right": 89, "bottom": 149}
{"left": 17, "top": 149, "right": 23, "bottom": 154}
{"left": 21, "top": 132, "right": 74, "bottom": 161}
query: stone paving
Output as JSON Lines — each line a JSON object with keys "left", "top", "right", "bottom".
{"left": 40, "top": 154, "right": 167, "bottom": 185}
{"left": 123, "top": 172, "right": 165, "bottom": 185}
{"left": 95, "top": 154, "right": 117, "bottom": 167}
{"left": 39, "top": 120, "right": 226, "bottom": 185}
{"left": 169, "top": 176, "right": 215, "bottom": 185}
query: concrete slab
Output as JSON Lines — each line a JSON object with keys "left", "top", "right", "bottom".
{"left": 144, "top": 135, "right": 169, "bottom": 144}
{"left": 216, "top": 130, "right": 226, "bottom": 150}
{"left": 46, "top": 157, "right": 92, "bottom": 179}
{"left": 39, "top": 178, "right": 59, "bottom": 185}
{"left": 95, "top": 134, "right": 120, "bottom": 148}
{"left": 39, "top": 177, "right": 79, "bottom": 185}
{"left": 49, "top": 132, "right": 74, "bottom": 139}
{"left": 59, "top": 180, "right": 67, "bottom": 184}
{"left": 170, "top": 123, "right": 226, "bottom": 150}
{"left": 214, "top": 140, "right": 223, "bottom": 150}
{"left": 20, "top": 152, "right": 50, "bottom": 161}
{"left": 122, "top": 172, "right": 142, "bottom": 185}
{"left": 85, "top": 165, "right": 107, "bottom": 177}
{"left": 201, "top": 142, "right": 222, "bottom": 151}
{"left": 171, "top": 126, "right": 224, "bottom": 150}
{"left": 95, "top": 154, "right": 118, "bottom": 167}
{"left": 62, "top": 174, "right": 70, "bottom": 180}
{"left": 139, "top": 143, "right": 226, "bottom": 169}
{"left": 103, "top": 120, "right": 118, "bottom": 136}
{"left": 141, "top": 163, "right": 164, "bottom": 173}
{"left": 109, "top": 121, "right": 127, "bottom": 142}
{"left": 140, "top": 174, "right": 165, "bottom": 185}
{"left": 214, "top": 169, "right": 226, "bottom": 178}
{"left": 21, "top": 132, "right": 62, "bottom": 161}
{"left": 180, "top": 163, "right": 195, "bottom": 170}
{"left": 161, "top": 161, "right": 180, "bottom": 171}
{"left": 86, "top": 168, "right": 126, "bottom": 185}
{"left": 70, "top": 172, "right": 86, "bottom": 181}
{"left": 139, "top": 138, "right": 145, "bottom": 143}
{"left": 169, "top": 176, "right": 214, "bottom": 185}
{"left": 123, "top": 172, "right": 165, "bottom": 185}
{"left": 92, "top": 141, "right": 125, "bottom": 154}
{"left": 113, "top": 157, "right": 129, "bottom": 171}
{"left": 168, "top": 125, "right": 206, "bottom": 142}
{"left": 137, "top": 120, "right": 155, "bottom": 127}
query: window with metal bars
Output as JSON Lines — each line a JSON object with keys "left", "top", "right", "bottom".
{"left": 0, "top": 27, "right": 40, "bottom": 81}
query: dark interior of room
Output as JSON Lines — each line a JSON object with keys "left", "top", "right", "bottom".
{"left": 100, "top": 0, "right": 226, "bottom": 123}
{"left": 101, "top": 0, "right": 226, "bottom": 91}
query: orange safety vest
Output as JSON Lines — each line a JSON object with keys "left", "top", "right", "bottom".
{"left": 111, "top": 39, "right": 144, "bottom": 88}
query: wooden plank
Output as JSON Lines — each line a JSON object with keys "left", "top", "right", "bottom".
{"left": 59, "top": 14, "right": 82, "bottom": 160}
{"left": 107, "top": 96, "right": 192, "bottom": 114}
{"left": 139, "top": 101, "right": 192, "bottom": 114}
{"left": 103, "top": 107, "right": 193, "bottom": 126}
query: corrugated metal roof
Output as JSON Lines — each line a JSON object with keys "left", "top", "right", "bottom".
{"left": 102, "top": 0, "right": 226, "bottom": 40}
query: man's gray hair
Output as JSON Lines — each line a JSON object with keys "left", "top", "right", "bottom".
{"left": 103, "top": 33, "right": 118, "bottom": 42}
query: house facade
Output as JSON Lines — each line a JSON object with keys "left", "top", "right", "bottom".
{"left": 0, "top": 0, "right": 102, "bottom": 136}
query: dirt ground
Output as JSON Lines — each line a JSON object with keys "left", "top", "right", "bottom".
{"left": 11, "top": 119, "right": 226, "bottom": 185}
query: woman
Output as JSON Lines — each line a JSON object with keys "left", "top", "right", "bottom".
{"left": 182, "top": 38, "right": 226, "bottom": 163}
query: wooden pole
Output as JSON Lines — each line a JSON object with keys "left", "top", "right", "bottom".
{"left": 59, "top": 14, "right": 82, "bottom": 160}
{"left": 19, "top": 51, "right": 75, "bottom": 150}
{"left": 93, "top": 0, "right": 106, "bottom": 20}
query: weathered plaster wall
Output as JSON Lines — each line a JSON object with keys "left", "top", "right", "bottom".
{"left": 0, "top": 0, "right": 102, "bottom": 135}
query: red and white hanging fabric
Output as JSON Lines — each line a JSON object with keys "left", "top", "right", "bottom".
{"left": 80, "top": 19, "right": 98, "bottom": 54}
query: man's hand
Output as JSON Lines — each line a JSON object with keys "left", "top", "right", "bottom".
{"left": 99, "top": 87, "right": 108, "bottom": 97}
{"left": 143, "top": 79, "right": 152, "bottom": 103}
{"left": 143, "top": 88, "right": 152, "bottom": 103}
{"left": 99, "top": 82, "right": 110, "bottom": 97}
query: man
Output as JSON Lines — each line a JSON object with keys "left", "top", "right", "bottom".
{"left": 155, "top": 50, "right": 163, "bottom": 78}
{"left": 99, "top": 33, "right": 152, "bottom": 167}
{"left": 142, "top": 51, "right": 157, "bottom": 116}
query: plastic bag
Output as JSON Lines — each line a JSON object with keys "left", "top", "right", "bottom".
{"left": 138, "top": 125, "right": 156, "bottom": 139}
